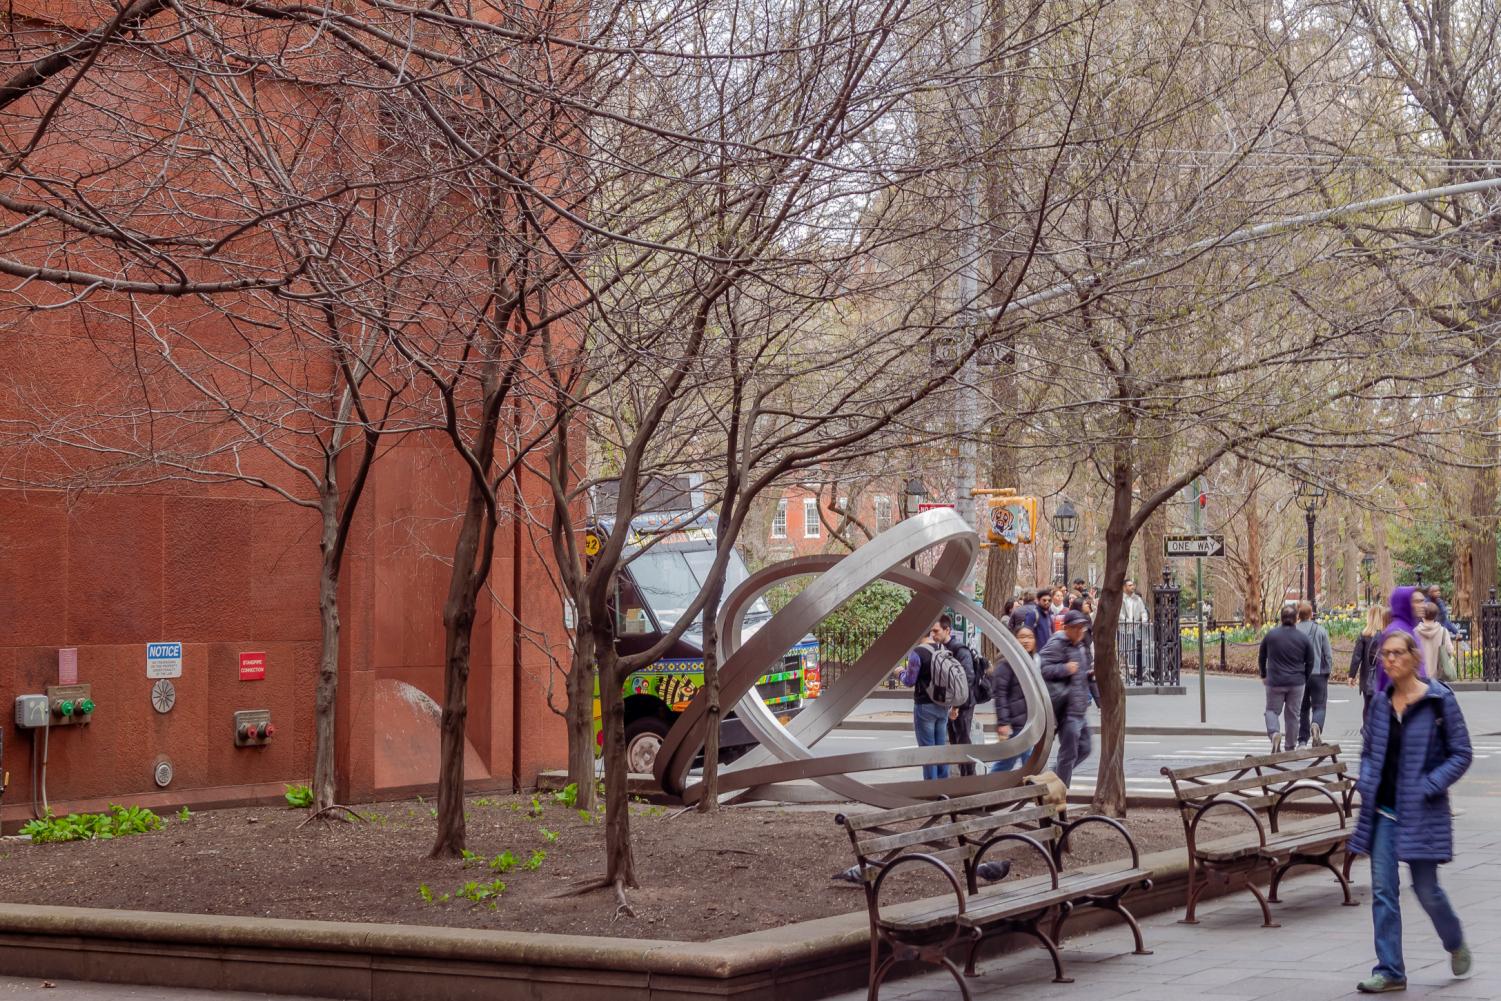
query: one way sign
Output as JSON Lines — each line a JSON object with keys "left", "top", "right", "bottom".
{"left": 1165, "top": 534, "right": 1225, "bottom": 558}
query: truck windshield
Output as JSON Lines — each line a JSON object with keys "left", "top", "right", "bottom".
{"left": 627, "top": 545, "right": 771, "bottom": 634}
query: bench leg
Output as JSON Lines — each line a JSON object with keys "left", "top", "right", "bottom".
{"left": 1022, "top": 913, "right": 1073, "bottom": 984}
{"left": 940, "top": 956, "right": 975, "bottom": 1001}
{"left": 1180, "top": 862, "right": 1207, "bottom": 925}
{"left": 868, "top": 954, "right": 898, "bottom": 1001}
{"left": 963, "top": 926, "right": 984, "bottom": 977}
{"left": 1247, "top": 867, "right": 1280, "bottom": 929}
{"left": 1267, "top": 859, "right": 1290, "bottom": 904}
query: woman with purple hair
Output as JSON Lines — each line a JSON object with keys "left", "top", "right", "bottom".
{"left": 1375, "top": 586, "right": 1427, "bottom": 691}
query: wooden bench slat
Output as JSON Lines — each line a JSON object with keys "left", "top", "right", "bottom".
{"left": 1198, "top": 826, "right": 1350, "bottom": 862}
{"left": 881, "top": 868, "right": 1151, "bottom": 932}
{"left": 856, "top": 804, "right": 1058, "bottom": 855}
{"left": 1167, "top": 762, "right": 1347, "bottom": 801}
{"left": 845, "top": 784, "right": 1047, "bottom": 831}
{"left": 1163, "top": 745, "right": 1343, "bottom": 781}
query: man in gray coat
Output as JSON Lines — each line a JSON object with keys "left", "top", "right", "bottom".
{"left": 1258, "top": 604, "right": 1314, "bottom": 753}
{"left": 1295, "top": 601, "right": 1335, "bottom": 746}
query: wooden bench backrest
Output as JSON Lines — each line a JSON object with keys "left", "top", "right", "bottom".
{"left": 839, "top": 784, "right": 1062, "bottom": 874}
{"left": 1160, "top": 744, "right": 1351, "bottom": 820}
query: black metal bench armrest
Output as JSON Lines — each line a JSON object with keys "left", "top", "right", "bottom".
{"left": 970, "top": 831, "right": 1058, "bottom": 895}
{"left": 1188, "top": 796, "right": 1267, "bottom": 853}
{"left": 871, "top": 852, "right": 967, "bottom": 928}
{"left": 1056, "top": 814, "right": 1141, "bottom": 869}
{"left": 1269, "top": 781, "right": 1347, "bottom": 829}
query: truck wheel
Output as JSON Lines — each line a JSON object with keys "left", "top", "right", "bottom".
{"left": 624, "top": 717, "right": 670, "bottom": 775}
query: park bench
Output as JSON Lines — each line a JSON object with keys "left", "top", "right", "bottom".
{"left": 1161, "top": 743, "right": 1356, "bottom": 928}
{"left": 837, "top": 777, "right": 1153, "bottom": 1001}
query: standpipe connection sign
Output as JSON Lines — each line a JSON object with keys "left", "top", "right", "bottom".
{"left": 1164, "top": 534, "right": 1226, "bottom": 558}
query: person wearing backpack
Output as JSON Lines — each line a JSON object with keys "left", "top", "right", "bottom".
{"left": 1040, "top": 610, "right": 1094, "bottom": 787}
{"left": 934, "top": 615, "right": 980, "bottom": 776}
{"left": 899, "top": 621, "right": 971, "bottom": 780}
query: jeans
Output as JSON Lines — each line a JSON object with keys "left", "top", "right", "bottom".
{"left": 990, "top": 752, "right": 1029, "bottom": 773}
{"left": 1298, "top": 674, "right": 1330, "bottom": 744}
{"left": 947, "top": 706, "right": 975, "bottom": 777}
{"left": 913, "top": 701, "right": 950, "bottom": 781}
{"left": 1053, "top": 715, "right": 1092, "bottom": 786}
{"left": 1264, "top": 684, "right": 1303, "bottom": 740}
{"left": 1370, "top": 812, "right": 1464, "bottom": 981}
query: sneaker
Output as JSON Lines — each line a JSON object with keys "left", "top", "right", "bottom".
{"left": 1356, "top": 974, "right": 1406, "bottom": 993}
{"left": 1270, "top": 732, "right": 1283, "bottom": 754}
{"left": 1311, "top": 722, "right": 1323, "bottom": 746}
{"left": 1452, "top": 944, "right": 1473, "bottom": 980}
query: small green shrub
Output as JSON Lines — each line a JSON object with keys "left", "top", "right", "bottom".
{"left": 552, "top": 783, "right": 579, "bottom": 808}
{"left": 523, "top": 849, "right": 546, "bottom": 871}
{"left": 540, "top": 826, "right": 559, "bottom": 843}
{"left": 20, "top": 805, "right": 164, "bottom": 844}
{"left": 177, "top": 806, "right": 193, "bottom": 822}
{"left": 284, "top": 784, "right": 314, "bottom": 809}
{"left": 489, "top": 850, "right": 518, "bottom": 873}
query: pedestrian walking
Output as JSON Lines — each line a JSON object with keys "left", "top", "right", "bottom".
{"left": 1348, "top": 629, "right": 1473, "bottom": 993}
{"left": 1349, "top": 604, "right": 1384, "bottom": 729}
{"left": 1378, "top": 586, "right": 1427, "bottom": 691}
{"left": 1257, "top": 604, "right": 1314, "bottom": 753}
{"left": 1416, "top": 602, "right": 1457, "bottom": 682}
{"left": 988, "top": 627, "right": 1034, "bottom": 773}
{"left": 1295, "top": 601, "right": 1334, "bottom": 746}
{"left": 1426, "top": 584, "right": 1461, "bottom": 638}
{"left": 933, "top": 615, "right": 979, "bottom": 776}
{"left": 898, "top": 623, "right": 961, "bottom": 780}
{"left": 1040, "top": 609, "right": 1093, "bottom": 787}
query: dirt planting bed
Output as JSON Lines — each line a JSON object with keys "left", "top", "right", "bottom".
{"left": 0, "top": 792, "right": 1242, "bottom": 941}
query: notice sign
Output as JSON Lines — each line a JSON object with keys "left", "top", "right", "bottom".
{"left": 238, "top": 651, "right": 267, "bottom": 682}
{"left": 146, "top": 641, "right": 183, "bottom": 679}
{"left": 58, "top": 647, "right": 78, "bottom": 686}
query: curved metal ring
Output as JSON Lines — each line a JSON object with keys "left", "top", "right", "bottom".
{"left": 654, "top": 508, "right": 1055, "bottom": 808}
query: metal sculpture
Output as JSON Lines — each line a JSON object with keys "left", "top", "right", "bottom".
{"left": 655, "top": 508, "right": 1054, "bottom": 808}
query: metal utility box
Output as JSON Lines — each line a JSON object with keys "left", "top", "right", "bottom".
{"left": 14, "top": 695, "right": 49, "bottom": 729}
{"left": 46, "top": 684, "right": 94, "bottom": 725}
{"left": 233, "top": 709, "right": 275, "bottom": 747}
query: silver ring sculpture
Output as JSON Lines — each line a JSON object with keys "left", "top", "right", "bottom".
{"left": 656, "top": 508, "right": 1055, "bottom": 808}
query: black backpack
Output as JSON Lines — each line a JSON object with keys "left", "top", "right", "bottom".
{"left": 971, "top": 650, "right": 994, "bottom": 703}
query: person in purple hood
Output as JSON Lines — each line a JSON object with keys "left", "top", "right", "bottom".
{"left": 1376, "top": 586, "right": 1428, "bottom": 691}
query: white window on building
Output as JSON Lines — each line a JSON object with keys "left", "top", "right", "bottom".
{"left": 771, "top": 498, "right": 787, "bottom": 538}
{"left": 804, "top": 497, "right": 822, "bottom": 538}
{"left": 874, "top": 495, "right": 893, "bottom": 532}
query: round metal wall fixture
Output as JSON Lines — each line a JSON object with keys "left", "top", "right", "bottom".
{"left": 151, "top": 678, "right": 176, "bottom": 714}
{"left": 153, "top": 757, "right": 174, "bottom": 788}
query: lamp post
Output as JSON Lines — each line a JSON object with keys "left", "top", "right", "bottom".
{"left": 903, "top": 478, "right": 926, "bottom": 572}
{"left": 1294, "top": 474, "right": 1328, "bottom": 614}
{"left": 1361, "top": 553, "right": 1376, "bottom": 606}
{"left": 1053, "top": 498, "right": 1079, "bottom": 587}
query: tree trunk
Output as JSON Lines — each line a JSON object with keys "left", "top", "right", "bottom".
{"left": 1371, "top": 511, "right": 1394, "bottom": 597}
{"left": 1464, "top": 391, "right": 1499, "bottom": 621}
{"left": 314, "top": 493, "right": 341, "bottom": 813}
{"left": 599, "top": 645, "right": 638, "bottom": 887}
{"left": 431, "top": 483, "right": 491, "bottom": 858}
{"left": 565, "top": 634, "right": 599, "bottom": 813}
{"left": 1089, "top": 437, "right": 1135, "bottom": 818}
{"left": 1137, "top": 437, "right": 1171, "bottom": 614}
{"left": 1242, "top": 471, "right": 1263, "bottom": 627}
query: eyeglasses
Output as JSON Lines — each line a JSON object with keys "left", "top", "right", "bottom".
{"left": 1380, "top": 649, "right": 1411, "bottom": 661}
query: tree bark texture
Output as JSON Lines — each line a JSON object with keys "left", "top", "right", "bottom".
{"left": 598, "top": 645, "right": 638, "bottom": 887}
{"left": 565, "top": 634, "right": 598, "bottom": 813}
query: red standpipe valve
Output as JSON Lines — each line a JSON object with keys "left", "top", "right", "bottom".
{"left": 257, "top": 723, "right": 275, "bottom": 740}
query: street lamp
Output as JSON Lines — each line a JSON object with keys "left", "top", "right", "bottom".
{"left": 1361, "top": 553, "right": 1376, "bottom": 606}
{"left": 1053, "top": 498, "right": 1079, "bottom": 587}
{"left": 903, "top": 477, "right": 927, "bottom": 518}
{"left": 1294, "top": 474, "right": 1328, "bottom": 613}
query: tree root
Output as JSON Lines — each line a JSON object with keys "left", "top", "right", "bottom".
{"left": 549, "top": 876, "right": 612, "bottom": 899}
{"left": 296, "top": 804, "right": 369, "bottom": 829}
{"left": 611, "top": 879, "right": 636, "bottom": 924}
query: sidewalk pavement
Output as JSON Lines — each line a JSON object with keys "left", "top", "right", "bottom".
{"left": 0, "top": 981, "right": 305, "bottom": 1000}
{"left": 853, "top": 674, "right": 1501, "bottom": 738}
{"left": 823, "top": 792, "right": 1501, "bottom": 1001}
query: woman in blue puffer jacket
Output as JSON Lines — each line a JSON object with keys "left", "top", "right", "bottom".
{"left": 1347, "top": 630, "right": 1474, "bottom": 993}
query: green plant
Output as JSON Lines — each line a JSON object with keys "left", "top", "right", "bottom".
{"left": 527, "top": 795, "right": 542, "bottom": 817}
{"left": 539, "top": 827, "right": 559, "bottom": 843}
{"left": 552, "top": 783, "right": 579, "bottom": 808}
{"left": 177, "top": 806, "right": 193, "bottom": 822}
{"left": 460, "top": 849, "right": 481, "bottom": 867}
{"left": 19, "top": 804, "right": 164, "bottom": 844}
{"left": 489, "top": 850, "right": 518, "bottom": 873}
{"left": 578, "top": 809, "right": 595, "bottom": 823}
{"left": 523, "top": 849, "right": 546, "bottom": 871}
{"left": 284, "top": 784, "right": 314, "bottom": 809}
{"left": 456, "top": 878, "right": 506, "bottom": 909}
{"left": 419, "top": 884, "right": 434, "bottom": 904}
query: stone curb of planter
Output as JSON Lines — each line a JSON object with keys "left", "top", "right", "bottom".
{"left": 0, "top": 819, "right": 1347, "bottom": 1001}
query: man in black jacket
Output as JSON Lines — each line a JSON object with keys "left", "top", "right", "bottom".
{"left": 1040, "top": 610, "right": 1093, "bottom": 786}
{"left": 1258, "top": 604, "right": 1314, "bottom": 753}
{"left": 935, "top": 615, "right": 979, "bottom": 776}
{"left": 988, "top": 627, "right": 1034, "bottom": 772}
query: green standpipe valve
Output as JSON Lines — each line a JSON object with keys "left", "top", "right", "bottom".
{"left": 57, "top": 699, "right": 74, "bottom": 717}
{"left": 78, "top": 698, "right": 95, "bottom": 715}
